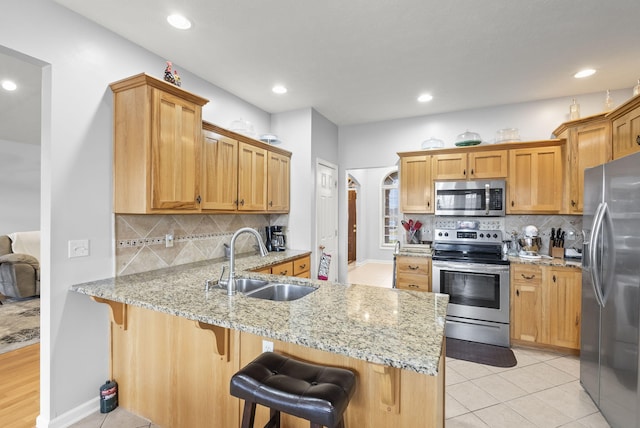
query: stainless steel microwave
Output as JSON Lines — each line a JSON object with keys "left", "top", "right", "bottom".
{"left": 434, "top": 180, "right": 506, "bottom": 216}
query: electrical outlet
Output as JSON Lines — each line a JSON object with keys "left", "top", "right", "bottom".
{"left": 166, "top": 233, "right": 174, "bottom": 248}
{"left": 68, "top": 239, "right": 90, "bottom": 258}
{"left": 262, "top": 340, "right": 274, "bottom": 353}
{"left": 567, "top": 230, "right": 575, "bottom": 240}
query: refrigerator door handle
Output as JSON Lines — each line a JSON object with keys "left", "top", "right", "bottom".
{"left": 600, "top": 202, "right": 616, "bottom": 305}
{"left": 589, "top": 202, "right": 606, "bottom": 308}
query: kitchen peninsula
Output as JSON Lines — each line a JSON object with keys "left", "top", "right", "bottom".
{"left": 71, "top": 250, "right": 448, "bottom": 428}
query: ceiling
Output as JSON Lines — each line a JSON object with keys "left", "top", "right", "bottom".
{"left": 3, "top": 0, "right": 640, "bottom": 149}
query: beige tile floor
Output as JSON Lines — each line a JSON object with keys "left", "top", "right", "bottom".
{"left": 71, "top": 263, "right": 612, "bottom": 427}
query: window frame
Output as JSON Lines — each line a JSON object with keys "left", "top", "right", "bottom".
{"left": 380, "top": 169, "right": 399, "bottom": 249}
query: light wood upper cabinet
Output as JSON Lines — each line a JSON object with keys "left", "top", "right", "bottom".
{"left": 553, "top": 114, "right": 611, "bottom": 214}
{"left": 111, "top": 73, "right": 208, "bottom": 213}
{"left": 238, "top": 142, "right": 268, "bottom": 211}
{"left": 201, "top": 130, "right": 238, "bottom": 210}
{"left": 432, "top": 153, "right": 467, "bottom": 180}
{"left": 607, "top": 95, "right": 640, "bottom": 160}
{"left": 508, "top": 144, "right": 563, "bottom": 213}
{"left": 399, "top": 154, "right": 432, "bottom": 213}
{"left": 267, "top": 152, "right": 290, "bottom": 212}
{"left": 468, "top": 150, "right": 508, "bottom": 179}
{"left": 432, "top": 150, "right": 507, "bottom": 180}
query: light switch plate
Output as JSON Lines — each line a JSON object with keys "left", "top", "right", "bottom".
{"left": 68, "top": 239, "right": 90, "bottom": 258}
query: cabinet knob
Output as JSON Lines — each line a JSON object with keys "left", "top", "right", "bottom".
{"left": 299, "top": 264, "right": 306, "bottom": 269}
{"left": 427, "top": 201, "right": 430, "bottom": 208}
{"left": 269, "top": 201, "right": 273, "bottom": 207}
{"left": 636, "top": 135, "right": 640, "bottom": 146}
{"left": 463, "top": 169, "right": 467, "bottom": 176}
{"left": 471, "top": 169, "right": 474, "bottom": 175}
{"left": 196, "top": 195, "right": 201, "bottom": 204}
{"left": 553, "top": 275, "right": 557, "bottom": 282}
{"left": 516, "top": 289, "right": 520, "bottom": 297}
{"left": 571, "top": 200, "right": 577, "bottom": 207}
{"left": 240, "top": 199, "right": 245, "bottom": 206}
{"left": 511, "top": 201, "right": 515, "bottom": 207}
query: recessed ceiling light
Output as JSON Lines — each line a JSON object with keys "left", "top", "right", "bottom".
{"left": 1, "top": 80, "right": 17, "bottom": 91}
{"left": 574, "top": 69, "right": 596, "bottom": 78}
{"left": 417, "top": 93, "right": 433, "bottom": 103}
{"left": 167, "top": 14, "right": 192, "bottom": 30}
{"left": 272, "top": 85, "right": 287, "bottom": 94}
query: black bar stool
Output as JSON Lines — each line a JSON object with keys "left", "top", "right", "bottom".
{"left": 230, "top": 352, "right": 356, "bottom": 428}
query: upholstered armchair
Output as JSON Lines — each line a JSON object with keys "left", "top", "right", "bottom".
{"left": 0, "top": 233, "right": 40, "bottom": 299}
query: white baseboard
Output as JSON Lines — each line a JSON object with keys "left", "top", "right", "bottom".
{"left": 36, "top": 397, "right": 100, "bottom": 428}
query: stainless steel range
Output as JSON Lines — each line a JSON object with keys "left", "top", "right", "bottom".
{"left": 432, "top": 220, "right": 510, "bottom": 347}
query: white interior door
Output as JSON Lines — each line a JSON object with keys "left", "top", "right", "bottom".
{"left": 316, "top": 161, "right": 338, "bottom": 282}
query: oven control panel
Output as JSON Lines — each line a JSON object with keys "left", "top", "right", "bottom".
{"left": 434, "top": 228, "right": 503, "bottom": 244}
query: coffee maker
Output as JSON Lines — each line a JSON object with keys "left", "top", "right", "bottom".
{"left": 265, "top": 226, "right": 286, "bottom": 252}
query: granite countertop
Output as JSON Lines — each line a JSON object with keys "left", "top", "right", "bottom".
{"left": 509, "top": 255, "right": 582, "bottom": 269}
{"left": 70, "top": 249, "right": 449, "bottom": 376}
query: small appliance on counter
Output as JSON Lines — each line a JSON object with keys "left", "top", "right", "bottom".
{"left": 518, "top": 225, "right": 542, "bottom": 259}
{"left": 265, "top": 226, "right": 286, "bottom": 252}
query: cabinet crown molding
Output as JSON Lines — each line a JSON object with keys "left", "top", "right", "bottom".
{"left": 110, "top": 73, "right": 209, "bottom": 106}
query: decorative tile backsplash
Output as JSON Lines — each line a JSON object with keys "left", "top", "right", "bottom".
{"left": 402, "top": 214, "right": 583, "bottom": 255}
{"left": 115, "top": 214, "right": 288, "bottom": 276}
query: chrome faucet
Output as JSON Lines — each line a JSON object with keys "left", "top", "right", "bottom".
{"left": 219, "top": 227, "right": 269, "bottom": 295}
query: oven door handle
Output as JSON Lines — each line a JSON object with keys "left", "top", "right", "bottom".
{"left": 432, "top": 261, "right": 508, "bottom": 272}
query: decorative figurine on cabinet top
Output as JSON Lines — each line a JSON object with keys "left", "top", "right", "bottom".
{"left": 164, "top": 61, "right": 178, "bottom": 85}
{"left": 173, "top": 69, "right": 181, "bottom": 87}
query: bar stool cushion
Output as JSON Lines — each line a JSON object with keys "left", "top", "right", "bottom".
{"left": 231, "top": 352, "right": 356, "bottom": 427}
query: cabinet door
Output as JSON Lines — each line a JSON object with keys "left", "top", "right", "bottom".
{"left": 469, "top": 150, "right": 508, "bottom": 179}
{"left": 548, "top": 268, "right": 582, "bottom": 349}
{"left": 508, "top": 146, "right": 562, "bottom": 213}
{"left": 238, "top": 142, "right": 267, "bottom": 211}
{"left": 151, "top": 89, "right": 201, "bottom": 210}
{"left": 432, "top": 153, "right": 467, "bottom": 180}
{"left": 267, "top": 152, "right": 290, "bottom": 212}
{"left": 201, "top": 131, "right": 238, "bottom": 210}
{"left": 399, "top": 155, "right": 432, "bottom": 213}
{"left": 612, "top": 108, "right": 640, "bottom": 160}
{"left": 568, "top": 122, "right": 611, "bottom": 213}
{"left": 511, "top": 265, "right": 543, "bottom": 343}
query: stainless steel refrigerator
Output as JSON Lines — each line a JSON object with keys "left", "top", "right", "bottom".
{"left": 581, "top": 151, "right": 640, "bottom": 428}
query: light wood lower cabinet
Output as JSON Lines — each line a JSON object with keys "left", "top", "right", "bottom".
{"left": 510, "top": 263, "right": 581, "bottom": 351}
{"left": 252, "top": 254, "right": 311, "bottom": 278}
{"left": 395, "top": 256, "right": 431, "bottom": 292}
{"left": 106, "top": 304, "right": 445, "bottom": 428}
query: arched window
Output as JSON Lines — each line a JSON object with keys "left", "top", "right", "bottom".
{"left": 381, "top": 170, "right": 399, "bottom": 246}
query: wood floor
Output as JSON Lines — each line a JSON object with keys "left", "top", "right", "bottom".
{"left": 0, "top": 343, "right": 39, "bottom": 428}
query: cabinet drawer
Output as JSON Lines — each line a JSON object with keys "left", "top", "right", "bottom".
{"left": 512, "top": 265, "right": 543, "bottom": 286}
{"left": 293, "top": 255, "right": 311, "bottom": 276}
{"left": 396, "top": 256, "right": 430, "bottom": 275}
{"left": 271, "top": 261, "right": 294, "bottom": 277}
{"left": 396, "top": 272, "right": 430, "bottom": 292}
{"left": 253, "top": 267, "right": 272, "bottom": 274}
{"left": 295, "top": 271, "right": 311, "bottom": 279}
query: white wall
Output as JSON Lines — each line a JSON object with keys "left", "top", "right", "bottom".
{"left": 3, "top": 1, "right": 271, "bottom": 426}
{"left": 0, "top": 139, "right": 40, "bottom": 236}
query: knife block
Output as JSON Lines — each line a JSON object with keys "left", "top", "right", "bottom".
{"left": 550, "top": 246, "right": 564, "bottom": 259}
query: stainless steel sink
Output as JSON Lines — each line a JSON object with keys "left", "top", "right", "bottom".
{"left": 235, "top": 278, "right": 269, "bottom": 293}
{"left": 245, "top": 283, "right": 317, "bottom": 302}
